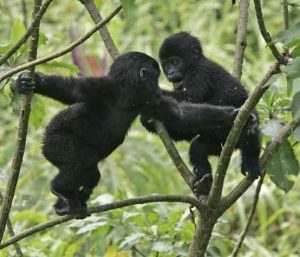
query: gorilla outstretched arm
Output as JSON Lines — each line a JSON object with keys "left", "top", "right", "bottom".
{"left": 14, "top": 73, "right": 117, "bottom": 105}
{"left": 141, "top": 98, "right": 238, "bottom": 134}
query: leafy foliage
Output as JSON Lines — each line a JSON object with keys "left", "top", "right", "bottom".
{"left": 0, "top": 0, "right": 300, "bottom": 256}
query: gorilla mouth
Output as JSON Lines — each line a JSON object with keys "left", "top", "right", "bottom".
{"left": 173, "top": 81, "right": 184, "bottom": 91}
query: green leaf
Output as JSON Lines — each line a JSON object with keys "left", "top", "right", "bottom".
{"left": 291, "top": 92, "right": 300, "bottom": 120}
{"left": 76, "top": 221, "right": 107, "bottom": 234}
{"left": 286, "top": 76, "right": 300, "bottom": 95}
{"left": 261, "top": 119, "right": 284, "bottom": 137}
{"left": 152, "top": 242, "right": 173, "bottom": 252}
{"left": 284, "top": 57, "right": 300, "bottom": 78}
{"left": 277, "top": 22, "right": 300, "bottom": 47}
{"left": 10, "top": 19, "right": 26, "bottom": 44}
{"left": 266, "top": 141, "right": 299, "bottom": 193}
{"left": 104, "top": 245, "right": 130, "bottom": 257}
{"left": 120, "top": 0, "right": 135, "bottom": 17}
{"left": 292, "top": 44, "right": 300, "bottom": 57}
{"left": 119, "top": 233, "right": 146, "bottom": 250}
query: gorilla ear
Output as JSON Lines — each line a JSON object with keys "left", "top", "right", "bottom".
{"left": 139, "top": 68, "right": 147, "bottom": 80}
{"left": 191, "top": 45, "right": 200, "bottom": 58}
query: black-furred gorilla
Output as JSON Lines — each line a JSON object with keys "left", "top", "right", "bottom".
{"left": 14, "top": 52, "right": 167, "bottom": 217}
{"left": 141, "top": 32, "right": 261, "bottom": 195}
{"left": 14, "top": 51, "right": 239, "bottom": 217}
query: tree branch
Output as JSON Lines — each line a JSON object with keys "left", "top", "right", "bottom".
{"left": 0, "top": 195, "right": 200, "bottom": 249}
{"left": 0, "top": 0, "right": 43, "bottom": 244}
{"left": 232, "top": 0, "right": 250, "bottom": 79}
{"left": 154, "top": 122, "right": 194, "bottom": 191}
{"left": 208, "top": 62, "right": 280, "bottom": 209}
{"left": 0, "top": 0, "right": 53, "bottom": 66}
{"left": 0, "top": 5, "right": 122, "bottom": 83}
{"left": 0, "top": 192, "right": 23, "bottom": 257}
{"left": 79, "top": 0, "right": 120, "bottom": 60}
{"left": 283, "top": 0, "right": 289, "bottom": 30}
{"left": 253, "top": 0, "right": 283, "bottom": 63}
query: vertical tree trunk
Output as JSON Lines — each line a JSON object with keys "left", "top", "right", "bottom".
{"left": 188, "top": 210, "right": 217, "bottom": 257}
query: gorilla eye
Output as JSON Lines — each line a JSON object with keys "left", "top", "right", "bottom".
{"left": 172, "top": 59, "right": 179, "bottom": 66}
{"left": 140, "top": 68, "right": 147, "bottom": 79}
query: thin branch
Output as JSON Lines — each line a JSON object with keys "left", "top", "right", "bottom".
{"left": 78, "top": 1, "right": 195, "bottom": 192}
{"left": 232, "top": 0, "right": 250, "bottom": 79}
{"left": 79, "top": 0, "right": 120, "bottom": 60}
{"left": 0, "top": 0, "right": 53, "bottom": 66}
{"left": 154, "top": 122, "right": 194, "bottom": 191}
{"left": 0, "top": 0, "right": 43, "bottom": 244}
{"left": 0, "top": 192, "right": 24, "bottom": 257}
{"left": 0, "top": 195, "right": 199, "bottom": 249}
{"left": 253, "top": 0, "right": 283, "bottom": 63}
{"left": 220, "top": 121, "right": 295, "bottom": 212}
{"left": 283, "top": 0, "right": 289, "bottom": 30}
{"left": 21, "top": 0, "right": 28, "bottom": 28}
{"left": 208, "top": 62, "right": 280, "bottom": 209}
{"left": 229, "top": 121, "right": 296, "bottom": 256}
{"left": 0, "top": 5, "right": 122, "bottom": 83}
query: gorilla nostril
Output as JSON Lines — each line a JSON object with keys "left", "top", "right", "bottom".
{"left": 168, "top": 71, "right": 175, "bottom": 77}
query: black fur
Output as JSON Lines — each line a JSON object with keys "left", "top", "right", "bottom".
{"left": 142, "top": 32, "right": 261, "bottom": 195}
{"left": 13, "top": 52, "right": 180, "bottom": 217}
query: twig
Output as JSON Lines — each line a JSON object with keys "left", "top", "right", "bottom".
{"left": 232, "top": 0, "right": 250, "bottom": 80}
{"left": 0, "top": 0, "right": 53, "bottom": 66}
{"left": 154, "top": 122, "right": 194, "bottom": 190}
{"left": 0, "top": 192, "right": 24, "bottom": 256}
{"left": 253, "top": 0, "right": 283, "bottom": 63}
{"left": 79, "top": 0, "right": 120, "bottom": 60}
{"left": 0, "top": 0, "right": 43, "bottom": 244}
{"left": 208, "top": 62, "right": 280, "bottom": 209}
{"left": 79, "top": 1, "right": 194, "bottom": 192}
{"left": 229, "top": 121, "right": 295, "bottom": 257}
{"left": 0, "top": 5, "right": 122, "bottom": 83}
{"left": 0, "top": 195, "right": 200, "bottom": 249}
{"left": 21, "top": 0, "right": 28, "bottom": 28}
{"left": 283, "top": 0, "right": 289, "bottom": 30}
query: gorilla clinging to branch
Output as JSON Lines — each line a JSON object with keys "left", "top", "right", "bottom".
{"left": 141, "top": 32, "right": 261, "bottom": 195}
{"left": 14, "top": 51, "right": 239, "bottom": 217}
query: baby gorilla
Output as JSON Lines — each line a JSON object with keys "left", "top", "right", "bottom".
{"left": 142, "top": 32, "right": 261, "bottom": 196}
{"left": 13, "top": 52, "right": 171, "bottom": 217}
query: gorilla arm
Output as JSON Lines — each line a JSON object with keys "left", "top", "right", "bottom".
{"left": 14, "top": 73, "right": 117, "bottom": 105}
{"left": 141, "top": 97, "right": 238, "bottom": 133}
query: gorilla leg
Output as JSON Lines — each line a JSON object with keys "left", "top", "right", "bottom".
{"left": 189, "top": 138, "right": 222, "bottom": 196}
{"left": 43, "top": 132, "right": 99, "bottom": 217}
{"left": 238, "top": 128, "right": 261, "bottom": 179}
{"left": 78, "top": 167, "right": 101, "bottom": 204}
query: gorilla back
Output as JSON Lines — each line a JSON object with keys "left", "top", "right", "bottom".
{"left": 13, "top": 52, "right": 163, "bottom": 217}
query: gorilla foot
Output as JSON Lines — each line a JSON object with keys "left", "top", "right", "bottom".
{"left": 193, "top": 173, "right": 213, "bottom": 196}
{"left": 53, "top": 198, "right": 89, "bottom": 219}
{"left": 241, "top": 158, "right": 261, "bottom": 180}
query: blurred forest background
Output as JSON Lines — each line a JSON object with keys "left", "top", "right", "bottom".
{"left": 0, "top": 0, "right": 300, "bottom": 256}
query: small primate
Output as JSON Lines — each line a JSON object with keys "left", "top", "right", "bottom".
{"left": 141, "top": 32, "right": 261, "bottom": 195}
{"left": 14, "top": 51, "right": 239, "bottom": 217}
